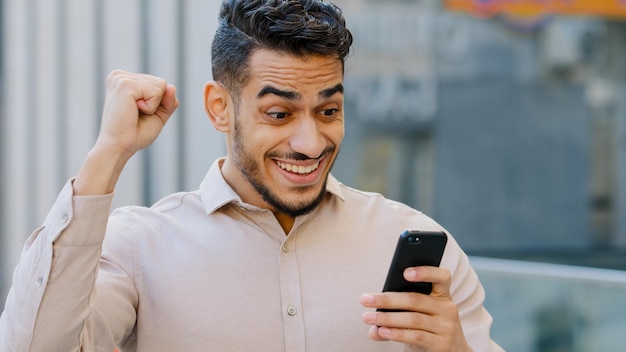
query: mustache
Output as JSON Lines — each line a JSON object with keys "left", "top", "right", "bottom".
{"left": 270, "top": 146, "right": 335, "bottom": 161}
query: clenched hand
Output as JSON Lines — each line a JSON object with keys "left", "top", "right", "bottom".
{"left": 74, "top": 70, "right": 179, "bottom": 195}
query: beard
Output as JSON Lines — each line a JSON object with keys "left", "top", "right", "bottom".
{"left": 231, "top": 118, "right": 335, "bottom": 218}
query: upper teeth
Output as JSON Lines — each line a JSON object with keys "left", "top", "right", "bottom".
{"left": 277, "top": 161, "right": 320, "bottom": 174}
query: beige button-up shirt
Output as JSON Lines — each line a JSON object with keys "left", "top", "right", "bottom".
{"left": 1, "top": 159, "right": 503, "bottom": 351}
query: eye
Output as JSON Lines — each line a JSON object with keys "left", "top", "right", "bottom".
{"left": 319, "top": 109, "right": 340, "bottom": 118}
{"left": 267, "top": 111, "right": 290, "bottom": 120}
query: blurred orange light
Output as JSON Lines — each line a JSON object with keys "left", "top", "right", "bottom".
{"left": 444, "top": 0, "right": 626, "bottom": 19}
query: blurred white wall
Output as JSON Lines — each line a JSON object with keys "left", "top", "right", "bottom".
{"left": 1, "top": 0, "right": 225, "bottom": 300}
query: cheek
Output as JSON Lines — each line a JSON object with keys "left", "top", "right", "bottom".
{"left": 328, "top": 122, "right": 345, "bottom": 146}
{"left": 246, "top": 130, "right": 285, "bottom": 157}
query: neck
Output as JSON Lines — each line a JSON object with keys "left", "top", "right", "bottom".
{"left": 274, "top": 212, "right": 295, "bottom": 234}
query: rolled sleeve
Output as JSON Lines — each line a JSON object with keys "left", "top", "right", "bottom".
{"left": 0, "top": 178, "right": 113, "bottom": 351}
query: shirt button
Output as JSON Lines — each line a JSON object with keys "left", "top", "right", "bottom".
{"left": 287, "top": 306, "right": 297, "bottom": 316}
{"left": 281, "top": 243, "right": 289, "bottom": 253}
{"left": 61, "top": 214, "right": 69, "bottom": 223}
{"left": 36, "top": 276, "right": 44, "bottom": 286}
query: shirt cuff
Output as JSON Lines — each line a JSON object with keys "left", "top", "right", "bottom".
{"left": 45, "top": 178, "right": 114, "bottom": 246}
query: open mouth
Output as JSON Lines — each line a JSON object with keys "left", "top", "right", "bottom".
{"left": 276, "top": 160, "right": 321, "bottom": 175}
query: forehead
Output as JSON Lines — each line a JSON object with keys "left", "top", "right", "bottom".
{"left": 244, "top": 49, "right": 344, "bottom": 94}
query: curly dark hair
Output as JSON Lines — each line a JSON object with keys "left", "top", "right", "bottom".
{"left": 211, "top": 0, "right": 353, "bottom": 97}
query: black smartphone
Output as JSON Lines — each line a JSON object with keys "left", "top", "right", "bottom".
{"left": 378, "top": 230, "right": 448, "bottom": 312}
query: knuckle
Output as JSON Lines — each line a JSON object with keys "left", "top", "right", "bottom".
{"left": 408, "top": 292, "right": 423, "bottom": 308}
{"left": 107, "top": 75, "right": 133, "bottom": 92}
{"left": 156, "top": 77, "right": 167, "bottom": 88}
{"left": 375, "top": 312, "right": 390, "bottom": 326}
{"left": 106, "top": 69, "right": 125, "bottom": 84}
{"left": 145, "top": 74, "right": 167, "bottom": 90}
{"left": 408, "top": 312, "right": 425, "bottom": 327}
{"left": 409, "top": 330, "right": 428, "bottom": 345}
{"left": 378, "top": 293, "right": 392, "bottom": 307}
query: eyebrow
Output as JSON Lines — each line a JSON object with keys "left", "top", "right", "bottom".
{"left": 320, "top": 84, "right": 344, "bottom": 99}
{"left": 257, "top": 86, "right": 301, "bottom": 100}
{"left": 256, "top": 83, "right": 344, "bottom": 101}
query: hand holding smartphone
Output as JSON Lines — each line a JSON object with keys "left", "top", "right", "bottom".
{"left": 378, "top": 230, "right": 447, "bottom": 312}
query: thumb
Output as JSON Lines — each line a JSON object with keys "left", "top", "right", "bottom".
{"left": 152, "top": 84, "right": 179, "bottom": 126}
{"left": 134, "top": 83, "right": 178, "bottom": 115}
{"left": 160, "top": 84, "right": 179, "bottom": 115}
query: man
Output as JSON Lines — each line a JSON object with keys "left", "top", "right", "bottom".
{"left": 1, "top": 0, "right": 503, "bottom": 351}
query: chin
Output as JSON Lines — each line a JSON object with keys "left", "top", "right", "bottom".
{"left": 268, "top": 183, "right": 328, "bottom": 218}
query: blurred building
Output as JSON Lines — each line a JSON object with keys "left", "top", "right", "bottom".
{"left": 330, "top": 0, "right": 626, "bottom": 258}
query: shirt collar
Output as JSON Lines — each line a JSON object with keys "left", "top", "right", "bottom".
{"left": 199, "top": 157, "right": 345, "bottom": 215}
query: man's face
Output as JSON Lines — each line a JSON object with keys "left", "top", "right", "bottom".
{"left": 221, "top": 49, "right": 345, "bottom": 217}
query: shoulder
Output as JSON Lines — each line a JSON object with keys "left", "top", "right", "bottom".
{"left": 328, "top": 181, "right": 446, "bottom": 233}
{"left": 113, "top": 190, "right": 202, "bottom": 218}
{"left": 105, "top": 190, "right": 204, "bottom": 238}
{"left": 334, "top": 181, "right": 427, "bottom": 217}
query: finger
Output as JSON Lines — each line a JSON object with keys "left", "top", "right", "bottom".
{"left": 367, "top": 325, "right": 388, "bottom": 341}
{"left": 363, "top": 312, "right": 440, "bottom": 345}
{"left": 361, "top": 292, "right": 434, "bottom": 314}
{"left": 136, "top": 83, "right": 167, "bottom": 115}
{"left": 365, "top": 312, "right": 438, "bottom": 347}
{"left": 363, "top": 310, "right": 438, "bottom": 334}
{"left": 364, "top": 291, "right": 460, "bottom": 322}
{"left": 376, "top": 325, "right": 435, "bottom": 347}
{"left": 106, "top": 70, "right": 165, "bottom": 114}
{"left": 376, "top": 315, "right": 466, "bottom": 351}
{"left": 136, "top": 99, "right": 156, "bottom": 114}
{"left": 404, "top": 266, "right": 451, "bottom": 298}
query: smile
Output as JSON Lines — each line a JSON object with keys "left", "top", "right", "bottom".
{"left": 276, "top": 160, "right": 320, "bottom": 175}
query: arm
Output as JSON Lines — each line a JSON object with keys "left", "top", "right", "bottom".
{"left": 0, "top": 70, "right": 178, "bottom": 351}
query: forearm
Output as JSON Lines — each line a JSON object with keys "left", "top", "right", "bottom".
{"left": 73, "top": 144, "right": 132, "bottom": 196}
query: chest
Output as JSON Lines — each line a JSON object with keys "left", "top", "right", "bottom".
{"left": 130, "top": 220, "right": 402, "bottom": 351}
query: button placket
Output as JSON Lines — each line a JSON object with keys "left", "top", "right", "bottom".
{"left": 278, "top": 237, "right": 306, "bottom": 350}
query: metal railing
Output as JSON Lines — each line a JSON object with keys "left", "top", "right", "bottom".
{"left": 471, "top": 257, "right": 626, "bottom": 352}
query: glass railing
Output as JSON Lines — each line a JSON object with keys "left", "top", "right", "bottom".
{"left": 471, "top": 257, "right": 626, "bottom": 352}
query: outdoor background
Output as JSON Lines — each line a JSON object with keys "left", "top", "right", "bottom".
{"left": 2, "top": 0, "right": 626, "bottom": 351}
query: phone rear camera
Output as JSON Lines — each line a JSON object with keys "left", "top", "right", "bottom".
{"left": 407, "top": 236, "right": 421, "bottom": 244}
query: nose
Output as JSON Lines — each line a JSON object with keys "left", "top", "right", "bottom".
{"left": 289, "top": 115, "right": 326, "bottom": 159}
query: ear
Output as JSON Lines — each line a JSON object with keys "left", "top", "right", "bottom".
{"left": 204, "top": 81, "right": 232, "bottom": 132}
